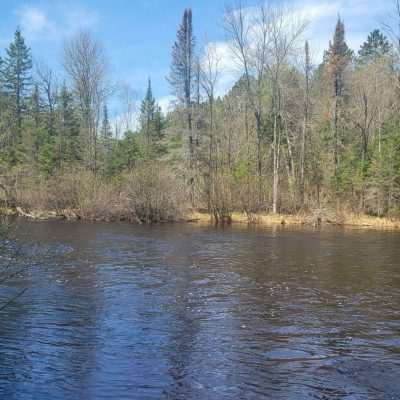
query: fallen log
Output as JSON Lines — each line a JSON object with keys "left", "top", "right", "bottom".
{"left": 16, "top": 207, "right": 36, "bottom": 219}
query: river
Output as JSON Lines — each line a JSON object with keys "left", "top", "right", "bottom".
{"left": 0, "top": 221, "right": 399, "bottom": 399}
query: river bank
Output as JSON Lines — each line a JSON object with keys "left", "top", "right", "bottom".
{"left": 3, "top": 206, "right": 400, "bottom": 230}
{"left": 190, "top": 211, "right": 400, "bottom": 229}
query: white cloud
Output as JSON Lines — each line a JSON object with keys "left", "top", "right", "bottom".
{"left": 20, "top": 7, "right": 47, "bottom": 32}
{"left": 206, "top": 41, "right": 237, "bottom": 97}
{"left": 17, "top": 6, "right": 56, "bottom": 38}
{"left": 15, "top": 4, "right": 99, "bottom": 42}
{"left": 158, "top": 95, "right": 175, "bottom": 114}
{"left": 294, "top": 2, "right": 340, "bottom": 20}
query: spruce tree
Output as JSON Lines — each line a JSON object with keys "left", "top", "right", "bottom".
{"left": 26, "top": 85, "right": 57, "bottom": 174}
{"left": 28, "top": 84, "right": 44, "bottom": 156}
{"left": 358, "top": 29, "right": 392, "bottom": 63}
{"left": 327, "top": 17, "right": 352, "bottom": 98}
{"left": 169, "top": 9, "right": 196, "bottom": 161}
{"left": 3, "top": 29, "right": 32, "bottom": 134}
{"left": 327, "top": 17, "right": 352, "bottom": 191}
{"left": 101, "top": 104, "right": 112, "bottom": 139}
{"left": 140, "top": 78, "right": 156, "bottom": 144}
{"left": 153, "top": 104, "right": 164, "bottom": 139}
{"left": 30, "top": 84, "right": 42, "bottom": 131}
{"left": 100, "top": 104, "right": 113, "bottom": 175}
{"left": 57, "top": 83, "right": 80, "bottom": 166}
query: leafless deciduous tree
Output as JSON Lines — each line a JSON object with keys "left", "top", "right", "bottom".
{"left": 300, "top": 40, "right": 312, "bottom": 206}
{"left": 36, "top": 62, "right": 58, "bottom": 135}
{"left": 224, "top": 2, "right": 306, "bottom": 212}
{"left": 118, "top": 82, "right": 138, "bottom": 133}
{"left": 64, "top": 31, "right": 110, "bottom": 172}
{"left": 200, "top": 41, "right": 221, "bottom": 212}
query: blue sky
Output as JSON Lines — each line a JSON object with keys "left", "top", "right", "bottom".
{"left": 0, "top": 0, "right": 395, "bottom": 120}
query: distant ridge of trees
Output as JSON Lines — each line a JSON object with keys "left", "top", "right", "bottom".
{"left": 0, "top": 3, "right": 400, "bottom": 223}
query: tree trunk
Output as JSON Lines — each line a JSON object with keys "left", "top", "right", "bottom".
{"left": 272, "top": 113, "right": 280, "bottom": 214}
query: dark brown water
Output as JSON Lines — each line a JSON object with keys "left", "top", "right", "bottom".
{"left": 0, "top": 221, "right": 399, "bottom": 399}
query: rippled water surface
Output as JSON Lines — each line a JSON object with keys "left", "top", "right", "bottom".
{"left": 1, "top": 221, "right": 400, "bottom": 399}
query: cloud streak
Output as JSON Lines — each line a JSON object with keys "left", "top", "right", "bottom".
{"left": 16, "top": 4, "right": 99, "bottom": 42}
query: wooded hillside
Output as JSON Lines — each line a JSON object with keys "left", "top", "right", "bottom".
{"left": 1, "top": 3, "right": 400, "bottom": 224}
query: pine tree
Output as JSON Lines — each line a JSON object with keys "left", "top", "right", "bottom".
{"left": 100, "top": 104, "right": 114, "bottom": 175}
{"left": 169, "top": 9, "right": 196, "bottom": 161}
{"left": 3, "top": 29, "right": 32, "bottom": 134}
{"left": 140, "top": 78, "right": 156, "bottom": 144}
{"left": 25, "top": 84, "right": 57, "bottom": 174}
{"left": 57, "top": 83, "right": 80, "bottom": 166}
{"left": 153, "top": 104, "right": 165, "bottom": 139}
{"left": 101, "top": 104, "right": 112, "bottom": 139}
{"left": 30, "top": 84, "right": 42, "bottom": 131}
{"left": 0, "top": 56, "right": 4, "bottom": 91}
{"left": 327, "top": 17, "right": 352, "bottom": 191}
{"left": 327, "top": 17, "right": 352, "bottom": 98}
{"left": 28, "top": 84, "right": 44, "bottom": 156}
{"left": 358, "top": 29, "right": 392, "bottom": 63}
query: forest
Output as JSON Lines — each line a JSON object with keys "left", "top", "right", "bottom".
{"left": 0, "top": 2, "right": 400, "bottom": 225}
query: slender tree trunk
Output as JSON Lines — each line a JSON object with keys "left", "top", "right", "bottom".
{"left": 245, "top": 102, "right": 251, "bottom": 212}
{"left": 255, "top": 111, "right": 263, "bottom": 206}
{"left": 272, "top": 113, "right": 279, "bottom": 214}
{"left": 286, "top": 131, "right": 296, "bottom": 208}
{"left": 207, "top": 98, "right": 214, "bottom": 213}
{"left": 300, "top": 44, "right": 310, "bottom": 207}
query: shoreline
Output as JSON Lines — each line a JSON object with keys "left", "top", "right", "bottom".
{"left": 188, "top": 211, "right": 400, "bottom": 230}
{"left": 2, "top": 207, "right": 400, "bottom": 230}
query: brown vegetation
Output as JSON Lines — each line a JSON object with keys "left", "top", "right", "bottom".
{"left": 1, "top": 163, "right": 188, "bottom": 223}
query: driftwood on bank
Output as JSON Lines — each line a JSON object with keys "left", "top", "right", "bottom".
{"left": 15, "top": 207, "right": 66, "bottom": 220}
{"left": 16, "top": 207, "right": 36, "bottom": 219}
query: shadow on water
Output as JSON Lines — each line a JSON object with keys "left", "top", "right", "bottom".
{"left": 0, "top": 220, "right": 399, "bottom": 399}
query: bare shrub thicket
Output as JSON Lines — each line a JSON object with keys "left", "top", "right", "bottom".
{"left": 8, "top": 165, "right": 188, "bottom": 223}
{"left": 126, "top": 162, "right": 188, "bottom": 223}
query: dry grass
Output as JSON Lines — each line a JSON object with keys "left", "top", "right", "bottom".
{"left": 340, "top": 214, "right": 400, "bottom": 229}
{"left": 186, "top": 211, "right": 306, "bottom": 225}
{"left": 3, "top": 206, "right": 400, "bottom": 230}
{"left": 186, "top": 210, "right": 400, "bottom": 230}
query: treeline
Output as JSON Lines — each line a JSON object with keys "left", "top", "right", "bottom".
{"left": 0, "top": 30, "right": 166, "bottom": 176}
{"left": 167, "top": 5, "right": 400, "bottom": 221}
{"left": 0, "top": 3, "right": 400, "bottom": 223}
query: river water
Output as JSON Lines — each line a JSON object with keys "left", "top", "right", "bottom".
{"left": 0, "top": 221, "right": 399, "bottom": 399}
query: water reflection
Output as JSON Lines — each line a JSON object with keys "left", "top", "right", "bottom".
{"left": 0, "top": 221, "right": 399, "bottom": 399}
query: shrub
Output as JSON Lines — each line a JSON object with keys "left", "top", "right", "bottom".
{"left": 125, "top": 162, "right": 187, "bottom": 223}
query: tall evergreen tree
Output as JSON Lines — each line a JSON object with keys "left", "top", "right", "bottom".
{"left": 327, "top": 17, "right": 352, "bottom": 190}
{"left": 140, "top": 78, "right": 156, "bottom": 144}
{"left": 327, "top": 17, "right": 352, "bottom": 98}
{"left": 358, "top": 29, "right": 392, "bottom": 63}
{"left": 101, "top": 104, "right": 112, "bottom": 139}
{"left": 153, "top": 104, "right": 165, "bottom": 140}
{"left": 3, "top": 29, "right": 32, "bottom": 133}
{"left": 23, "top": 84, "right": 44, "bottom": 167}
{"left": 0, "top": 56, "right": 4, "bottom": 92}
{"left": 100, "top": 104, "right": 113, "bottom": 175}
{"left": 169, "top": 9, "right": 196, "bottom": 160}
{"left": 30, "top": 84, "right": 42, "bottom": 130}
{"left": 57, "top": 83, "right": 80, "bottom": 166}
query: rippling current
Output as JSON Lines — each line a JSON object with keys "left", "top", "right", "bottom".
{"left": 0, "top": 221, "right": 399, "bottom": 399}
